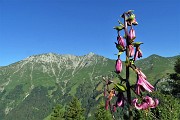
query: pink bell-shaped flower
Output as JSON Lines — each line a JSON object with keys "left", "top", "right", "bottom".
{"left": 144, "top": 96, "right": 159, "bottom": 109}
{"left": 134, "top": 47, "right": 143, "bottom": 61}
{"left": 128, "top": 45, "right": 134, "bottom": 57}
{"left": 112, "top": 92, "right": 125, "bottom": 112}
{"left": 132, "top": 98, "right": 149, "bottom": 110}
{"left": 117, "top": 36, "right": 125, "bottom": 48}
{"left": 116, "top": 92, "right": 125, "bottom": 107}
{"left": 115, "top": 58, "right": 122, "bottom": 73}
{"left": 132, "top": 96, "right": 159, "bottom": 110}
{"left": 135, "top": 70, "right": 154, "bottom": 95}
{"left": 129, "top": 28, "right": 136, "bottom": 43}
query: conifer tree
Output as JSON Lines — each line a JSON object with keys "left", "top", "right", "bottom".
{"left": 64, "top": 97, "right": 85, "bottom": 120}
{"left": 169, "top": 57, "right": 180, "bottom": 97}
{"left": 94, "top": 100, "right": 113, "bottom": 120}
{"left": 50, "top": 104, "right": 64, "bottom": 120}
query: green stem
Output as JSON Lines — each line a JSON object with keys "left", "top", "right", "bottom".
{"left": 123, "top": 13, "right": 133, "bottom": 120}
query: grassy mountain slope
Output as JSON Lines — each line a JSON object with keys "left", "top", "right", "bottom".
{"left": 0, "top": 53, "right": 179, "bottom": 120}
{"left": 135, "top": 54, "right": 178, "bottom": 84}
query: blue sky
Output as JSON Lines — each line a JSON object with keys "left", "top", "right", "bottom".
{"left": 0, "top": 0, "right": 179, "bottom": 66}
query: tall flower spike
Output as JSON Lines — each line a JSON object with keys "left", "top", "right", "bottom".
{"left": 115, "top": 58, "right": 122, "bottom": 73}
{"left": 135, "top": 70, "right": 154, "bottom": 95}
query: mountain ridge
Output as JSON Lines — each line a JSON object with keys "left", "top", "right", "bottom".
{"left": 1, "top": 52, "right": 179, "bottom": 67}
{"left": 0, "top": 53, "right": 179, "bottom": 120}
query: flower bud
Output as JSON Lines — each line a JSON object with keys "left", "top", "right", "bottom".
{"left": 115, "top": 59, "right": 122, "bottom": 73}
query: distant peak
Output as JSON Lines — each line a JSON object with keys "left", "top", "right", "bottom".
{"left": 87, "top": 52, "right": 95, "bottom": 56}
{"left": 148, "top": 54, "right": 163, "bottom": 58}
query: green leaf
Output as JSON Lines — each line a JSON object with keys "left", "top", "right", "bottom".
{"left": 129, "top": 59, "right": 134, "bottom": 65}
{"left": 129, "top": 37, "right": 136, "bottom": 43}
{"left": 115, "top": 42, "right": 124, "bottom": 51}
{"left": 114, "top": 83, "right": 127, "bottom": 92}
{"left": 133, "top": 42, "right": 143, "bottom": 47}
{"left": 129, "top": 14, "right": 135, "bottom": 20}
{"left": 118, "top": 20, "right": 124, "bottom": 26}
{"left": 113, "top": 26, "right": 124, "bottom": 31}
{"left": 114, "top": 51, "right": 123, "bottom": 56}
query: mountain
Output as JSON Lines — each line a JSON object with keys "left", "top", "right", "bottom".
{"left": 0, "top": 53, "right": 179, "bottom": 120}
{"left": 135, "top": 54, "right": 179, "bottom": 84}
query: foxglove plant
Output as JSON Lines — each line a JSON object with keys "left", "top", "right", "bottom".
{"left": 103, "top": 10, "right": 158, "bottom": 120}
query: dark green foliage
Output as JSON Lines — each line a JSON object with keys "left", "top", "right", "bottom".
{"left": 64, "top": 97, "right": 85, "bottom": 120}
{"left": 0, "top": 100, "right": 6, "bottom": 119}
{"left": 135, "top": 55, "right": 179, "bottom": 84}
{"left": 5, "top": 84, "right": 24, "bottom": 100}
{"left": 5, "top": 86, "right": 53, "bottom": 120}
{"left": 174, "top": 57, "right": 180, "bottom": 74}
{"left": 131, "top": 92, "right": 180, "bottom": 120}
{"left": 75, "top": 81, "right": 98, "bottom": 117}
{"left": 50, "top": 104, "right": 64, "bottom": 120}
{"left": 94, "top": 100, "right": 113, "bottom": 120}
{"left": 0, "top": 90, "right": 6, "bottom": 119}
{"left": 169, "top": 57, "right": 180, "bottom": 97}
{"left": 151, "top": 92, "right": 180, "bottom": 120}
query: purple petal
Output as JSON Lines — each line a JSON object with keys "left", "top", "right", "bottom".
{"left": 138, "top": 50, "right": 143, "bottom": 58}
{"left": 129, "top": 28, "right": 136, "bottom": 40}
{"left": 139, "top": 70, "right": 147, "bottom": 79}
{"left": 116, "top": 92, "right": 124, "bottom": 107}
{"left": 141, "top": 102, "right": 149, "bottom": 110}
{"left": 129, "top": 45, "right": 134, "bottom": 57}
{"left": 134, "top": 51, "right": 138, "bottom": 61}
{"left": 132, "top": 98, "right": 148, "bottom": 110}
{"left": 153, "top": 99, "right": 159, "bottom": 108}
{"left": 113, "top": 105, "right": 117, "bottom": 112}
{"left": 133, "top": 97, "right": 159, "bottom": 110}
{"left": 137, "top": 76, "right": 154, "bottom": 93}
{"left": 115, "top": 59, "right": 122, "bottom": 73}
{"left": 135, "top": 71, "right": 154, "bottom": 95}
{"left": 117, "top": 36, "right": 125, "bottom": 48}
